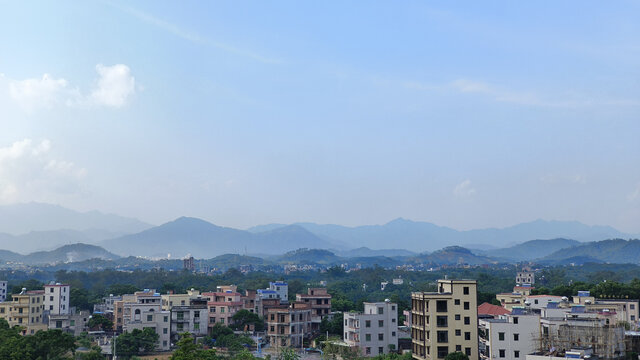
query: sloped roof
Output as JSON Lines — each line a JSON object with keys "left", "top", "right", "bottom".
{"left": 478, "top": 302, "right": 511, "bottom": 316}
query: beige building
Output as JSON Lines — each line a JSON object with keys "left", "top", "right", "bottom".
{"left": 161, "top": 289, "right": 201, "bottom": 311}
{"left": 412, "top": 279, "right": 479, "bottom": 360}
{"left": 266, "top": 302, "right": 312, "bottom": 348}
{"left": 0, "top": 289, "right": 47, "bottom": 335}
{"left": 296, "top": 288, "right": 331, "bottom": 332}
{"left": 203, "top": 290, "right": 243, "bottom": 329}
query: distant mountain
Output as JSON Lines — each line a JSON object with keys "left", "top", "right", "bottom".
{"left": 0, "top": 243, "right": 120, "bottom": 265}
{"left": 249, "top": 218, "right": 636, "bottom": 252}
{"left": 104, "top": 217, "right": 343, "bottom": 258}
{"left": 540, "top": 239, "right": 640, "bottom": 264}
{"left": 476, "top": 238, "right": 581, "bottom": 261}
{"left": 410, "top": 246, "right": 497, "bottom": 266}
{"left": 274, "top": 248, "right": 341, "bottom": 265}
{"left": 337, "top": 247, "right": 416, "bottom": 258}
{"left": 0, "top": 202, "right": 152, "bottom": 235}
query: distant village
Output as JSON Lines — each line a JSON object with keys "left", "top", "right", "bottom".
{"left": 2, "top": 267, "right": 640, "bottom": 360}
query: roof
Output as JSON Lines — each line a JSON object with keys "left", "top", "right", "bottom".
{"left": 478, "top": 302, "right": 511, "bottom": 316}
{"left": 527, "top": 295, "right": 563, "bottom": 298}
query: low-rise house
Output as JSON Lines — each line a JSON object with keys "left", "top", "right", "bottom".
{"left": 296, "top": 288, "right": 331, "bottom": 332}
{"left": 344, "top": 300, "right": 399, "bottom": 357}
{"left": 203, "top": 290, "right": 243, "bottom": 328}
{"left": 170, "top": 297, "right": 208, "bottom": 342}
{"left": 479, "top": 308, "right": 540, "bottom": 360}
{"left": 48, "top": 309, "right": 91, "bottom": 336}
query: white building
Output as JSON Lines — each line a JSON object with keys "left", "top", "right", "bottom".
{"left": 344, "top": 300, "right": 399, "bottom": 356}
{"left": 44, "top": 283, "right": 70, "bottom": 315}
{"left": 269, "top": 282, "right": 288, "bottom": 303}
{"left": 170, "top": 298, "right": 209, "bottom": 342}
{"left": 0, "top": 281, "right": 7, "bottom": 302}
{"left": 124, "top": 306, "right": 171, "bottom": 351}
{"left": 479, "top": 309, "right": 540, "bottom": 360}
{"left": 515, "top": 272, "right": 534, "bottom": 286}
{"left": 524, "top": 295, "right": 564, "bottom": 311}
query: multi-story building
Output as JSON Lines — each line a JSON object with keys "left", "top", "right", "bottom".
{"left": 242, "top": 290, "right": 258, "bottom": 313}
{"left": 93, "top": 294, "right": 122, "bottom": 314}
{"left": 524, "top": 296, "right": 564, "bottom": 312}
{"left": 44, "top": 283, "right": 70, "bottom": 315}
{"left": 183, "top": 256, "right": 195, "bottom": 272}
{"left": 0, "top": 280, "right": 7, "bottom": 302}
{"left": 266, "top": 302, "right": 311, "bottom": 348}
{"left": 296, "top": 288, "right": 332, "bottom": 332}
{"left": 479, "top": 308, "right": 540, "bottom": 360}
{"left": 269, "top": 282, "right": 289, "bottom": 303}
{"left": 0, "top": 289, "right": 47, "bottom": 335}
{"left": 124, "top": 307, "right": 171, "bottom": 351}
{"left": 344, "top": 300, "right": 399, "bottom": 356}
{"left": 170, "top": 297, "right": 208, "bottom": 341}
{"left": 411, "top": 279, "right": 479, "bottom": 360}
{"left": 161, "top": 289, "right": 200, "bottom": 311}
{"left": 571, "top": 291, "right": 639, "bottom": 327}
{"left": 515, "top": 272, "right": 535, "bottom": 286}
{"left": 203, "top": 290, "right": 243, "bottom": 328}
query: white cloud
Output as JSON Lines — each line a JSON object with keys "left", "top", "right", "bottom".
{"left": 453, "top": 179, "right": 476, "bottom": 198}
{"left": 90, "top": 64, "right": 136, "bottom": 107}
{"left": 0, "top": 139, "right": 86, "bottom": 203}
{"left": 6, "top": 64, "right": 135, "bottom": 111}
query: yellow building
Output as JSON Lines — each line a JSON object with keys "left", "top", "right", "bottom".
{"left": 412, "top": 279, "right": 478, "bottom": 360}
{"left": 161, "top": 288, "right": 201, "bottom": 311}
{"left": 0, "top": 289, "right": 48, "bottom": 335}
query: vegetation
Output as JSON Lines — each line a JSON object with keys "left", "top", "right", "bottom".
{"left": 0, "top": 319, "right": 77, "bottom": 359}
{"left": 444, "top": 352, "right": 469, "bottom": 360}
{"left": 87, "top": 313, "right": 113, "bottom": 331}
{"left": 231, "top": 309, "right": 265, "bottom": 332}
{"left": 114, "top": 328, "right": 159, "bottom": 359}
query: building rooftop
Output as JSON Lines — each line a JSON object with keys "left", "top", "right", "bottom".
{"left": 478, "top": 302, "right": 511, "bottom": 316}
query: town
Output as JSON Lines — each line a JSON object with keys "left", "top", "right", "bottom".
{"left": 1, "top": 265, "right": 640, "bottom": 360}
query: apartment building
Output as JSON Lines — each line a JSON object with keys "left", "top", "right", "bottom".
{"left": 170, "top": 297, "right": 208, "bottom": 341}
{"left": 524, "top": 296, "right": 564, "bottom": 312}
{"left": 203, "top": 290, "right": 243, "bottom": 327}
{"left": 44, "top": 283, "right": 70, "bottom": 315}
{"left": 572, "top": 291, "right": 639, "bottom": 326}
{"left": 0, "top": 289, "right": 47, "bottom": 335}
{"left": 344, "top": 300, "right": 399, "bottom": 356}
{"left": 515, "top": 272, "right": 535, "bottom": 286}
{"left": 124, "top": 307, "right": 171, "bottom": 351}
{"left": 0, "top": 280, "right": 7, "bottom": 302}
{"left": 411, "top": 279, "right": 479, "bottom": 360}
{"left": 267, "top": 282, "right": 288, "bottom": 303}
{"left": 296, "top": 288, "right": 332, "bottom": 332}
{"left": 161, "top": 288, "right": 201, "bottom": 310}
{"left": 242, "top": 290, "right": 258, "bottom": 313}
{"left": 479, "top": 308, "right": 540, "bottom": 360}
{"left": 266, "top": 301, "right": 311, "bottom": 348}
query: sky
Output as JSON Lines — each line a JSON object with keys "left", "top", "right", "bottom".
{"left": 0, "top": 1, "right": 639, "bottom": 233}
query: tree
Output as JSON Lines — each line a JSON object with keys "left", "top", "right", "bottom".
{"left": 87, "top": 314, "right": 113, "bottom": 331}
{"left": 444, "top": 352, "right": 469, "bottom": 360}
{"left": 231, "top": 309, "right": 264, "bottom": 331}
{"left": 114, "top": 328, "right": 159, "bottom": 358}
{"left": 277, "top": 348, "right": 300, "bottom": 360}
{"left": 171, "top": 333, "right": 220, "bottom": 360}
{"left": 0, "top": 320, "right": 77, "bottom": 360}
{"left": 320, "top": 312, "right": 343, "bottom": 335}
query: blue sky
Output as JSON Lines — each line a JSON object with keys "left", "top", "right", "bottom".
{"left": 1, "top": 1, "right": 639, "bottom": 232}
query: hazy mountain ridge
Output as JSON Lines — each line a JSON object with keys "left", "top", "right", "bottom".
{"left": 0, "top": 243, "right": 120, "bottom": 265}
{"left": 539, "top": 239, "right": 640, "bottom": 264}
{"left": 474, "top": 238, "right": 581, "bottom": 261}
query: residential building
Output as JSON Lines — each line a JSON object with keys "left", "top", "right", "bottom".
{"left": 203, "top": 290, "right": 243, "bottom": 328}
{"left": 242, "top": 290, "right": 258, "bottom": 313}
{"left": 44, "top": 283, "right": 70, "bottom": 315}
{"left": 572, "top": 291, "right": 639, "bottom": 326}
{"left": 0, "top": 289, "right": 47, "bottom": 335}
{"left": 0, "top": 280, "right": 7, "bottom": 302}
{"left": 515, "top": 272, "right": 535, "bottom": 286}
{"left": 184, "top": 256, "right": 195, "bottom": 272}
{"left": 161, "top": 288, "right": 201, "bottom": 311}
{"left": 479, "top": 308, "right": 540, "bottom": 360}
{"left": 266, "top": 301, "right": 311, "bottom": 348}
{"left": 93, "top": 294, "right": 122, "bottom": 314}
{"left": 296, "top": 288, "right": 332, "bottom": 332}
{"left": 344, "top": 300, "right": 399, "bottom": 356}
{"left": 269, "top": 282, "right": 288, "bottom": 303}
{"left": 497, "top": 286, "right": 535, "bottom": 311}
{"left": 524, "top": 296, "right": 564, "bottom": 312}
{"left": 411, "top": 279, "right": 479, "bottom": 360}
{"left": 124, "top": 307, "right": 171, "bottom": 351}
{"left": 478, "top": 303, "right": 511, "bottom": 318}
{"left": 48, "top": 309, "right": 90, "bottom": 336}
{"left": 170, "top": 297, "right": 208, "bottom": 341}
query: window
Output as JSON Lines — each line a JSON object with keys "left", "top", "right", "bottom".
{"left": 177, "top": 323, "right": 184, "bottom": 331}
{"left": 194, "top": 323, "right": 200, "bottom": 330}
{"left": 454, "top": 299, "right": 460, "bottom": 305}
{"left": 463, "top": 287, "right": 469, "bottom": 295}
{"left": 392, "top": 305, "right": 395, "bottom": 310}
{"left": 455, "top": 314, "right": 461, "bottom": 321}
{"left": 50, "top": 296, "right": 54, "bottom": 301}
{"left": 631, "top": 304, "right": 635, "bottom": 310}
{"left": 221, "top": 308, "right": 225, "bottom": 313}
{"left": 163, "top": 340, "right": 167, "bottom": 347}
{"left": 499, "top": 350, "right": 505, "bottom": 358}
{"left": 436, "top": 300, "right": 448, "bottom": 312}
{"left": 211, "top": 307, "right": 216, "bottom": 313}
{"left": 366, "top": 334, "right": 371, "bottom": 341}
{"left": 515, "top": 351, "right": 520, "bottom": 358}
{"left": 221, "top": 318, "right": 225, "bottom": 323}
{"left": 49, "top": 305, "right": 53, "bottom": 310}
{"left": 455, "top": 329, "right": 461, "bottom": 336}
{"left": 437, "top": 331, "right": 448, "bottom": 343}
{"left": 379, "top": 320, "right": 384, "bottom": 327}
{"left": 456, "top": 345, "right": 461, "bottom": 352}
{"left": 392, "top": 331, "right": 396, "bottom": 337}
{"left": 366, "top": 347, "right": 371, "bottom": 355}
{"left": 465, "top": 348, "right": 471, "bottom": 356}
{"left": 366, "top": 320, "right": 371, "bottom": 328}
{"left": 464, "top": 317, "right": 470, "bottom": 325}
{"left": 437, "top": 316, "right": 448, "bottom": 327}
{"left": 632, "top": 315, "right": 636, "bottom": 321}
{"left": 498, "top": 332, "right": 505, "bottom": 341}
{"left": 50, "top": 288, "right": 54, "bottom": 293}
{"left": 147, "top": 315, "right": 153, "bottom": 321}
{"left": 465, "top": 332, "right": 470, "bottom": 340}
{"left": 514, "top": 333, "right": 519, "bottom": 341}
{"left": 535, "top": 299, "right": 539, "bottom": 304}
{"left": 378, "top": 333, "right": 384, "bottom": 341}
{"left": 70, "top": 320, "right": 75, "bottom": 326}
{"left": 392, "top": 318, "right": 396, "bottom": 323}
{"left": 378, "top": 307, "right": 384, "bottom": 314}
{"left": 163, "top": 328, "right": 168, "bottom": 334}
{"left": 270, "top": 326, "right": 274, "bottom": 332}
{"left": 164, "top": 316, "right": 168, "bottom": 322}
{"left": 513, "top": 317, "right": 519, "bottom": 324}
{"left": 379, "top": 347, "right": 384, "bottom": 354}
{"left": 437, "top": 346, "right": 448, "bottom": 359}
{"left": 463, "top": 302, "right": 470, "bottom": 310}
